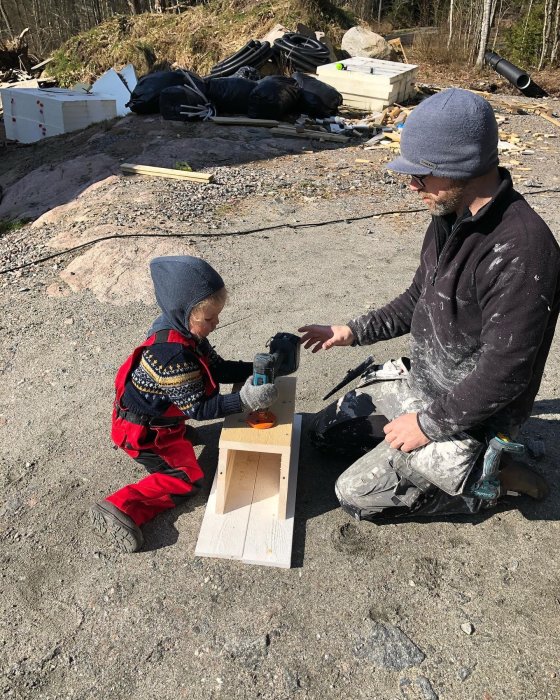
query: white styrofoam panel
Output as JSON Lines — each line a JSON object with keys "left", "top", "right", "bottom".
{"left": 91, "top": 68, "right": 131, "bottom": 116}
{"left": 119, "top": 64, "right": 137, "bottom": 93}
{"left": 317, "top": 57, "right": 418, "bottom": 83}
{"left": 0, "top": 87, "right": 117, "bottom": 142}
{"left": 4, "top": 114, "right": 65, "bottom": 143}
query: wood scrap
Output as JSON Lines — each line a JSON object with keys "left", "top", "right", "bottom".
{"left": 270, "top": 127, "right": 349, "bottom": 143}
{"left": 120, "top": 163, "right": 213, "bottom": 183}
{"left": 211, "top": 116, "right": 280, "bottom": 127}
{"left": 387, "top": 37, "right": 409, "bottom": 63}
{"left": 538, "top": 111, "right": 560, "bottom": 129}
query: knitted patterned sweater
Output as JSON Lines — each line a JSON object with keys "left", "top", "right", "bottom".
{"left": 122, "top": 336, "right": 252, "bottom": 420}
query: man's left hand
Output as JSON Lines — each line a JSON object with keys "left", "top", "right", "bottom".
{"left": 383, "top": 413, "right": 430, "bottom": 452}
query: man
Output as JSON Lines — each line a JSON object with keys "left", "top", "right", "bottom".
{"left": 299, "top": 88, "right": 560, "bottom": 520}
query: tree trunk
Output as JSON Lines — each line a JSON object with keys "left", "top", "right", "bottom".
{"left": 127, "top": 0, "right": 142, "bottom": 14}
{"left": 551, "top": 0, "right": 560, "bottom": 64}
{"left": 447, "top": 0, "right": 454, "bottom": 49}
{"left": 539, "top": 0, "right": 558, "bottom": 69}
{"left": 476, "top": 0, "right": 493, "bottom": 67}
{"left": 0, "top": 0, "right": 13, "bottom": 36}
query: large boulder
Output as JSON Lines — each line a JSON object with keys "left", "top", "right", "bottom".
{"left": 341, "top": 26, "right": 398, "bottom": 61}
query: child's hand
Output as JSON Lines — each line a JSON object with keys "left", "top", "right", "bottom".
{"left": 239, "top": 377, "right": 279, "bottom": 411}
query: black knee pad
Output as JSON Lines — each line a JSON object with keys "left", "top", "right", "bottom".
{"left": 308, "top": 393, "right": 384, "bottom": 459}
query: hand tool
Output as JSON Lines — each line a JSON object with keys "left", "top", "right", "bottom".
{"left": 471, "top": 433, "right": 525, "bottom": 501}
{"left": 247, "top": 332, "right": 300, "bottom": 429}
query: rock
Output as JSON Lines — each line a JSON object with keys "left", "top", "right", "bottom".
{"left": 0, "top": 155, "right": 119, "bottom": 221}
{"left": 353, "top": 620, "right": 426, "bottom": 670}
{"left": 341, "top": 27, "right": 398, "bottom": 61}
{"left": 400, "top": 676, "right": 439, "bottom": 699}
{"left": 460, "top": 622, "right": 475, "bottom": 635}
{"left": 46, "top": 282, "right": 71, "bottom": 298}
{"left": 222, "top": 635, "right": 268, "bottom": 670}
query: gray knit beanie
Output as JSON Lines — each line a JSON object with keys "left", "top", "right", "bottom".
{"left": 148, "top": 255, "right": 225, "bottom": 336}
{"left": 387, "top": 88, "right": 499, "bottom": 180}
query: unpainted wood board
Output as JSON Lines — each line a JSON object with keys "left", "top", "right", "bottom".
{"left": 195, "top": 449, "right": 258, "bottom": 559}
{"left": 120, "top": 163, "right": 213, "bottom": 182}
{"left": 270, "top": 127, "right": 349, "bottom": 143}
{"left": 242, "top": 413, "right": 301, "bottom": 567}
{"left": 220, "top": 376, "right": 296, "bottom": 450}
{"left": 194, "top": 415, "right": 302, "bottom": 568}
{"left": 211, "top": 116, "right": 279, "bottom": 127}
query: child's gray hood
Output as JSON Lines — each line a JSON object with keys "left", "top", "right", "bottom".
{"left": 147, "top": 255, "right": 224, "bottom": 337}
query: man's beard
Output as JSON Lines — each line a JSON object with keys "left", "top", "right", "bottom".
{"left": 425, "top": 182, "right": 467, "bottom": 216}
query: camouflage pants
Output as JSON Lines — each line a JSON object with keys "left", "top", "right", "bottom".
{"left": 309, "top": 373, "right": 487, "bottom": 521}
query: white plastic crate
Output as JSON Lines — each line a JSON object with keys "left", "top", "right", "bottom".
{"left": 1, "top": 88, "right": 117, "bottom": 143}
{"left": 316, "top": 58, "right": 418, "bottom": 111}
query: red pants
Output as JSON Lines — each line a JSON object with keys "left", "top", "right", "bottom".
{"left": 106, "top": 412, "right": 204, "bottom": 526}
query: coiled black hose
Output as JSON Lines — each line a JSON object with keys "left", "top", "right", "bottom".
{"left": 208, "top": 40, "right": 273, "bottom": 78}
{"left": 273, "top": 33, "right": 331, "bottom": 72}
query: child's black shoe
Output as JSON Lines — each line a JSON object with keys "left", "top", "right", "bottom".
{"left": 90, "top": 500, "right": 144, "bottom": 553}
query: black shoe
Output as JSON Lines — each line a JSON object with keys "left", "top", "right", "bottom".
{"left": 90, "top": 500, "right": 144, "bottom": 553}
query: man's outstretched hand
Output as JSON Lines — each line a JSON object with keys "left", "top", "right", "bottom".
{"left": 383, "top": 413, "right": 430, "bottom": 453}
{"left": 298, "top": 324, "right": 355, "bottom": 353}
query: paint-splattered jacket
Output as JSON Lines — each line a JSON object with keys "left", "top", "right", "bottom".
{"left": 348, "top": 169, "right": 560, "bottom": 440}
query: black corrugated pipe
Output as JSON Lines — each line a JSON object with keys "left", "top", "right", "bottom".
{"left": 484, "top": 51, "right": 548, "bottom": 98}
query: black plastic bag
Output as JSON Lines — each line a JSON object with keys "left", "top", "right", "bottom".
{"left": 232, "top": 66, "right": 261, "bottom": 81}
{"left": 293, "top": 72, "right": 342, "bottom": 117}
{"left": 205, "top": 77, "right": 257, "bottom": 114}
{"left": 127, "top": 70, "right": 207, "bottom": 114}
{"left": 247, "top": 76, "right": 301, "bottom": 119}
{"left": 160, "top": 85, "right": 213, "bottom": 121}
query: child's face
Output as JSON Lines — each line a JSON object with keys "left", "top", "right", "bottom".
{"left": 188, "top": 300, "right": 225, "bottom": 339}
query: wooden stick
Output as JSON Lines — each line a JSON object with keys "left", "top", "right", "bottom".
{"left": 270, "top": 127, "right": 349, "bottom": 143}
{"left": 538, "top": 111, "right": 560, "bottom": 129}
{"left": 120, "top": 163, "right": 213, "bottom": 183}
{"left": 211, "top": 116, "right": 280, "bottom": 127}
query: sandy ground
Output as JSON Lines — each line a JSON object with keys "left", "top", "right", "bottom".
{"left": 1, "top": 104, "right": 560, "bottom": 700}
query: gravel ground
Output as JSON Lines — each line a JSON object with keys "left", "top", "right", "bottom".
{"left": 1, "top": 105, "right": 560, "bottom": 700}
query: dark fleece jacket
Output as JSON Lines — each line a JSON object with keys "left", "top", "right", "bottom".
{"left": 347, "top": 169, "right": 560, "bottom": 440}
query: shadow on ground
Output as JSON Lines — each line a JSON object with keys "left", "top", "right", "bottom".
{"left": 140, "top": 406, "right": 560, "bottom": 557}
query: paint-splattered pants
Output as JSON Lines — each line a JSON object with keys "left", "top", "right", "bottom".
{"left": 310, "top": 368, "right": 487, "bottom": 520}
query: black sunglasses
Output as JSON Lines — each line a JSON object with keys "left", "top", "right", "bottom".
{"left": 411, "top": 174, "right": 427, "bottom": 189}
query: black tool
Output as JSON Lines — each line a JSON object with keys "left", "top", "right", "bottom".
{"left": 248, "top": 332, "right": 300, "bottom": 429}
{"left": 252, "top": 332, "right": 301, "bottom": 386}
{"left": 323, "top": 355, "right": 375, "bottom": 400}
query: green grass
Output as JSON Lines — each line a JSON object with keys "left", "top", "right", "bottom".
{"left": 0, "top": 219, "right": 29, "bottom": 237}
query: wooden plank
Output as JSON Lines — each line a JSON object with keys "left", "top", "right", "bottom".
{"left": 243, "top": 414, "right": 301, "bottom": 567}
{"left": 211, "top": 116, "right": 279, "bottom": 127}
{"left": 539, "top": 112, "right": 560, "bottom": 129}
{"left": 195, "top": 414, "right": 302, "bottom": 568}
{"left": 214, "top": 448, "right": 233, "bottom": 515}
{"left": 270, "top": 127, "right": 349, "bottom": 143}
{"left": 120, "top": 163, "right": 213, "bottom": 183}
{"left": 220, "top": 376, "right": 296, "bottom": 451}
{"left": 30, "top": 57, "right": 54, "bottom": 71}
{"left": 194, "top": 450, "right": 258, "bottom": 560}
